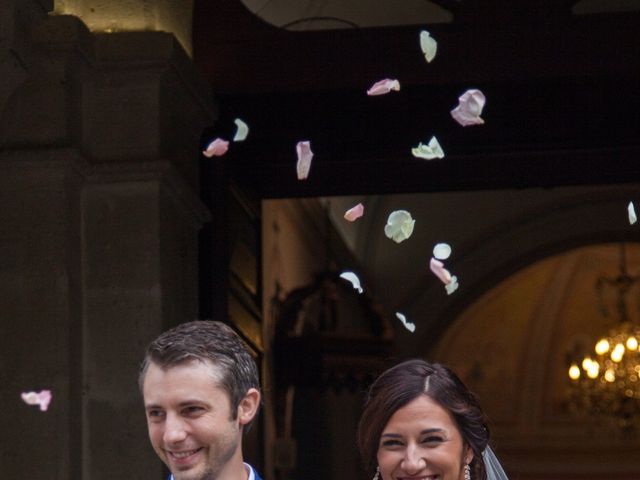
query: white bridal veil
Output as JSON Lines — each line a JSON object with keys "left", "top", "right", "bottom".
{"left": 483, "top": 446, "right": 509, "bottom": 480}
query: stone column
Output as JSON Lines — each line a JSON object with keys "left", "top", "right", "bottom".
{"left": 0, "top": 2, "right": 213, "bottom": 478}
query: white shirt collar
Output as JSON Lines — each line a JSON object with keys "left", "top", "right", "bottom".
{"left": 169, "top": 462, "right": 254, "bottom": 480}
{"left": 246, "top": 462, "right": 255, "bottom": 480}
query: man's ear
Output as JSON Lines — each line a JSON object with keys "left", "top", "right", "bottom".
{"left": 237, "top": 388, "right": 261, "bottom": 426}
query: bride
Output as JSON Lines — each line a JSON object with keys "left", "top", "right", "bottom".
{"left": 357, "top": 359, "right": 508, "bottom": 480}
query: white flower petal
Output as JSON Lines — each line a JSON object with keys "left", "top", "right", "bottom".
{"left": 344, "top": 203, "right": 364, "bottom": 222}
{"left": 296, "top": 141, "right": 313, "bottom": 180}
{"left": 411, "top": 143, "right": 428, "bottom": 159}
{"left": 427, "top": 136, "right": 445, "bottom": 157}
{"left": 629, "top": 201, "right": 637, "bottom": 225}
{"left": 433, "top": 243, "right": 452, "bottom": 260}
{"left": 419, "top": 30, "right": 437, "bottom": 63}
{"left": 395, "top": 312, "right": 416, "bottom": 333}
{"left": 445, "top": 276, "right": 459, "bottom": 295}
{"left": 384, "top": 210, "right": 415, "bottom": 243}
{"left": 339, "top": 271, "right": 363, "bottom": 293}
{"left": 400, "top": 220, "right": 415, "bottom": 238}
{"left": 411, "top": 136, "right": 445, "bottom": 160}
{"left": 233, "top": 118, "right": 249, "bottom": 142}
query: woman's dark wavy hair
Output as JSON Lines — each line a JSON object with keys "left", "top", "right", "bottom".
{"left": 357, "top": 359, "right": 489, "bottom": 480}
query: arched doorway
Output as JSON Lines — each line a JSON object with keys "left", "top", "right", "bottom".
{"left": 432, "top": 243, "right": 640, "bottom": 479}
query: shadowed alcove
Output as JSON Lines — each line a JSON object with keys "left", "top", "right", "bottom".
{"left": 262, "top": 185, "right": 640, "bottom": 480}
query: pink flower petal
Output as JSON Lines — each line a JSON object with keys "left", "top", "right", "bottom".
{"left": 367, "top": 79, "right": 401, "bottom": 96}
{"left": 344, "top": 203, "right": 364, "bottom": 222}
{"left": 21, "top": 390, "right": 52, "bottom": 411}
{"left": 296, "top": 141, "right": 313, "bottom": 180}
{"left": 202, "top": 138, "right": 229, "bottom": 157}
{"left": 450, "top": 89, "right": 486, "bottom": 126}
{"left": 429, "top": 257, "right": 452, "bottom": 285}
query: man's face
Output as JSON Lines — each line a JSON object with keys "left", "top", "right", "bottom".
{"left": 142, "top": 360, "right": 242, "bottom": 480}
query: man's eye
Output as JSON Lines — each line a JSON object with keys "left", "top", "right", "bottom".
{"left": 184, "top": 406, "right": 204, "bottom": 415}
{"left": 147, "top": 410, "right": 164, "bottom": 419}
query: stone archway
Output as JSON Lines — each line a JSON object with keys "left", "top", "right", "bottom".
{"left": 344, "top": 184, "right": 640, "bottom": 356}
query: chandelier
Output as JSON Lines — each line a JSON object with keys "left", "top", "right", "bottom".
{"left": 567, "top": 243, "right": 640, "bottom": 430}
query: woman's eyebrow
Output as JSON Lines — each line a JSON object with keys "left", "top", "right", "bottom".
{"left": 381, "top": 427, "right": 446, "bottom": 438}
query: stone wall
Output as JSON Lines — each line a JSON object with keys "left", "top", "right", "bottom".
{"left": 0, "top": 1, "right": 212, "bottom": 477}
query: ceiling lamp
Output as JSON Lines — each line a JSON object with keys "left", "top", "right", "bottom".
{"left": 567, "top": 243, "right": 640, "bottom": 430}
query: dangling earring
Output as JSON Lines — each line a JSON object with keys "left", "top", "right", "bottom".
{"left": 464, "top": 464, "right": 471, "bottom": 480}
{"left": 372, "top": 466, "right": 380, "bottom": 480}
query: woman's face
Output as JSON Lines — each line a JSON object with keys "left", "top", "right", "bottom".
{"left": 377, "top": 394, "right": 472, "bottom": 480}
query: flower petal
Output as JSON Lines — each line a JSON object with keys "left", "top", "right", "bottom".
{"left": 400, "top": 219, "right": 415, "bottom": 238}
{"left": 344, "top": 203, "right": 364, "bottom": 222}
{"left": 450, "top": 89, "right": 486, "bottom": 126}
{"left": 339, "top": 271, "right": 363, "bottom": 293}
{"left": 233, "top": 118, "right": 249, "bottom": 142}
{"left": 629, "top": 201, "right": 637, "bottom": 225}
{"left": 419, "top": 30, "right": 437, "bottom": 63}
{"left": 395, "top": 312, "right": 416, "bottom": 333}
{"left": 446, "top": 276, "right": 459, "bottom": 295}
{"left": 411, "top": 136, "right": 445, "bottom": 160}
{"left": 296, "top": 141, "right": 314, "bottom": 180}
{"left": 202, "top": 138, "right": 229, "bottom": 157}
{"left": 367, "top": 78, "right": 401, "bottom": 96}
{"left": 384, "top": 210, "right": 415, "bottom": 243}
{"left": 427, "top": 136, "right": 445, "bottom": 157}
{"left": 21, "top": 390, "right": 52, "bottom": 411}
{"left": 429, "top": 257, "right": 452, "bottom": 284}
{"left": 433, "top": 243, "right": 452, "bottom": 260}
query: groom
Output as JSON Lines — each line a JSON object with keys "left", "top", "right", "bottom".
{"left": 139, "top": 320, "right": 262, "bottom": 480}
